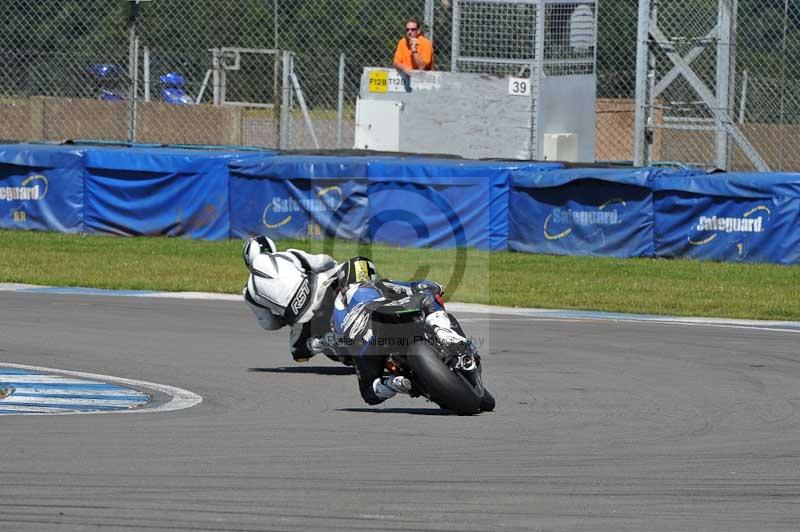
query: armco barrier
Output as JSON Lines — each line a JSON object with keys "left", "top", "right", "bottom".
{"left": 2, "top": 143, "right": 799, "bottom": 265}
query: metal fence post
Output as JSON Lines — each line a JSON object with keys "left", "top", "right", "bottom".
{"left": 531, "top": 0, "right": 545, "bottom": 160}
{"left": 336, "top": 53, "right": 345, "bottom": 149}
{"left": 212, "top": 48, "right": 221, "bottom": 106}
{"left": 450, "top": 0, "right": 461, "bottom": 72}
{"left": 143, "top": 46, "right": 151, "bottom": 103}
{"left": 129, "top": 35, "right": 140, "bottom": 143}
{"left": 127, "top": 0, "right": 142, "bottom": 143}
{"left": 633, "top": 0, "right": 652, "bottom": 167}
{"left": 646, "top": 2, "right": 658, "bottom": 163}
{"left": 279, "top": 50, "right": 291, "bottom": 150}
{"left": 424, "top": 0, "right": 435, "bottom": 42}
{"left": 715, "top": 0, "right": 736, "bottom": 170}
{"left": 778, "top": 0, "right": 790, "bottom": 171}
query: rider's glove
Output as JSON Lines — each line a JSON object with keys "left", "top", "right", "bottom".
{"left": 415, "top": 280, "right": 443, "bottom": 296}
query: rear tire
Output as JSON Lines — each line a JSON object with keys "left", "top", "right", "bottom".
{"left": 404, "top": 343, "right": 481, "bottom": 415}
{"left": 480, "top": 388, "right": 495, "bottom": 412}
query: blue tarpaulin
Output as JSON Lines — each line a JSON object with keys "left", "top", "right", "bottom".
{"left": 652, "top": 172, "right": 800, "bottom": 264}
{"left": 3, "top": 142, "right": 800, "bottom": 265}
{"left": 83, "top": 146, "right": 261, "bottom": 239}
{"left": 230, "top": 155, "right": 372, "bottom": 241}
{"left": 0, "top": 144, "right": 85, "bottom": 233}
{"left": 509, "top": 167, "right": 665, "bottom": 257}
{"left": 230, "top": 155, "right": 561, "bottom": 250}
{"left": 367, "top": 159, "right": 561, "bottom": 250}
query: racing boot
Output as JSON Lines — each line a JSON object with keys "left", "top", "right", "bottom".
{"left": 424, "top": 310, "right": 468, "bottom": 348}
{"left": 307, "top": 336, "right": 327, "bottom": 356}
{"left": 371, "top": 375, "right": 413, "bottom": 400}
{"left": 307, "top": 332, "right": 353, "bottom": 365}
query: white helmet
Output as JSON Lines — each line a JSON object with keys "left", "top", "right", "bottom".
{"left": 243, "top": 235, "right": 277, "bottom": 269}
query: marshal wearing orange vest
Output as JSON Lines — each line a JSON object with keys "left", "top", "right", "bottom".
{"left": 392, "top": 17, "right": 434, "bottom": 75}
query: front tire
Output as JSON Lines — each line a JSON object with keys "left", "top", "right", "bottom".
{"left": 404, "top": 343, "right": 482, "bottom": 415}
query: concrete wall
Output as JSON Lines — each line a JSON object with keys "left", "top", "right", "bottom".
{"left": 662, "top": 124, "right": 800, "bottom": 171}
{"left": 2, "top": 96, "right": 795, "bottom": 170}
{"left": 0, "top": 97, "right": 243, "bottom": 146}
{"left": 594, "top": 98, "right": 663, "bottom": 163}
{"left": 594, "top": 98, "right": 800, "bottom": 171}
{"left": 359, "top": 70, "right": 535, "bottom": 160}
{"left": 0, "top": 96, "right": 653, "bottom": 161}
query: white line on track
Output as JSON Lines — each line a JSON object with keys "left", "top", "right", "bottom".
{"left": 456, "top": 315, "right": 800, "bottom": 334}
{"left": 3, "top": 283, "right": 800, "bottom": 333}
{"left": 0, "top": 374, "right": 114, "bottom": 384}
{"left": 4, "top": 387, "right": 150, "bottom": 397}
{"left": 0, "top": 363, "right": 202, "bottom": 416}
{"left": 0, "top": 405, "right": 76, "bottom": 414}
{"left": 2, "top": 396, "right": 145, "bottom": 407}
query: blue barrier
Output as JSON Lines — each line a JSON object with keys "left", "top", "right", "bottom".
{"left": 509, "top": 167, "right": 664, "bottom": 257}
{"left": 0, "top": 144, "right": 85, "bottom": 233}
{"left": 83, "top": 146, "right": 262, "bottom": 239}
{"left": 652, "top": 172, "right": 800, "bottom": 264}
{"left": 0, "top": 143, "right": 267, "bottom": 239}
{"left": 366, "top": 159, "right": 561, "bottom": 250}
{"left": 230, "top": 155, "right": 372, "bottom": 241}
{"left": 2, "top": 142, "right": 800, "bottom": 265}
{"left": 231, "top": 155, "right": 560, "bottom": 249}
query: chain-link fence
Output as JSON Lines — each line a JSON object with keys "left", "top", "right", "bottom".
{"left": 0, "top": 1, "right": 797, "bottom": 171}
{"left": 451, "top": 1, "right": 537, "bottom": 76}
{"left": 596, "top": 1, "right": 640, "bottom": 163}
{"left": 634, "top": 0, "right": 800, "bottom": 171}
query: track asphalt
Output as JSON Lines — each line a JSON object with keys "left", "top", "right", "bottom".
{"left": 1, "top": 286, "right": 799, "bottom": 531}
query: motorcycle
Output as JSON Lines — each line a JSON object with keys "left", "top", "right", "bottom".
{"left": 354, "top": 285, "right": 495, "bottom": 415}
{"left": 243, "top": 238, "right": 494, "bottom": 414}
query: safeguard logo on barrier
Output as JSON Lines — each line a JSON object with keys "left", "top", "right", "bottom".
{"left": 543, "top": 198, "right": 625, "bottom": 241}
{"left": 688, "top": 205, "right": 770, "bottom": 256}
{"left": 509, "top": 179, "right": 654, "bottom": 257}
{"left": 262, "top": 186, "right": 343, "bottom": 229}
{"left": 1, "top": 174, "right": 48, "bottom": 223}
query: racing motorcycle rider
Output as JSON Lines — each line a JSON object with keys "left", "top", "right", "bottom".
{"left": 242, "top": 235, "right": 340, "bottom": 362}
{"left": 331, "top": 256, "right": 474, "bottom": 405}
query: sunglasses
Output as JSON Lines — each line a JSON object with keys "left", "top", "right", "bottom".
{"left": 405, "top": 27, "right": 419, "bottom": 32}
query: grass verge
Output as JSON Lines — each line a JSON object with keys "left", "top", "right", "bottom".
{"left": 1, "top": 229, "right": 799, "bottom": 321}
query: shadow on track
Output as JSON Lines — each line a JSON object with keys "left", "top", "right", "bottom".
{"left": 337, "top": 407, "right": 450, "bottom": 416}
{"left": 248, "top": 366, "right": 356, "bottom": 376}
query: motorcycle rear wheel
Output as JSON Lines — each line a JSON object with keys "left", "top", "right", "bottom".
{"left": 404, "top": 343, "right": 482, "bottom": 415}
{"left": 480, "top": 388, "right": 495, "bottom": 412}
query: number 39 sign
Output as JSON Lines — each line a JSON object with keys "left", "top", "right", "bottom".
{"left": 508, "top": 77, "right": 532, "bottom": 96}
